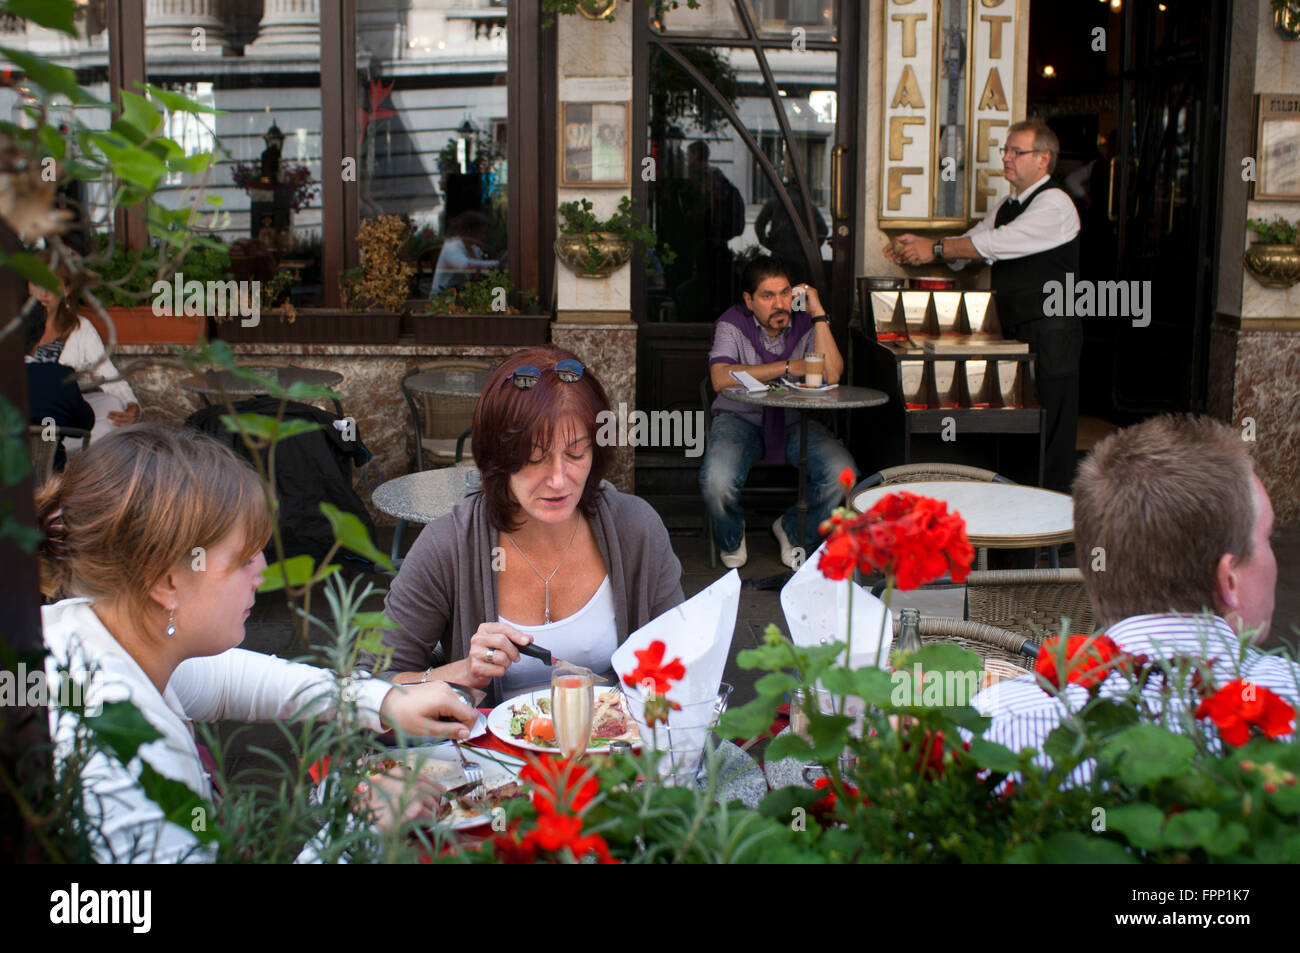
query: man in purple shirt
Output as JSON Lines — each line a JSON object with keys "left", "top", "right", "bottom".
{"left": 699, "top": 256, "right": 855, "bottom": 569}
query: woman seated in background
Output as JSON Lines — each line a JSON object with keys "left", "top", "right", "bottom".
{"left": 376, "top": 345, "right": 684, "bottom": 705}
{"left": 26, "top": 250, "right": 141, "bottom": 444}
{"left": 24, "top": 299, "right": 95, "bottom": 471}
{"left": 39, "top": 422, "right": 478, "bottom": 863}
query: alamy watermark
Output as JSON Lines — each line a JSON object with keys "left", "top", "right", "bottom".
{"left": 152, "top": 272, "right": 261, "bottom": 327}
{"left": 0, "top": 664, "right": 100, "bottom": 715}
{"left": 1042, "top": 273, "right": 1151, "bottom": 328}
{"left": 595, "top": 402, "right": 705, "bottom": 458}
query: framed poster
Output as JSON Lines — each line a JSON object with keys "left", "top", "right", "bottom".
{"left": 560, "top": 102, "right": 630, "bottom": 187}
{"left": 1254, "top": 93, "right": 1300, "bottom": 200}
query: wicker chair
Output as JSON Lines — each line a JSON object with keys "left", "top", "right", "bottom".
{"left": 27, "top": 424, "right": 92, "bottom": 488}
{"left": 400, "top": 359, "right": 493, "bottom": 472}
{"left": 963, "top": 568, "right": 1093, "bottom": 647}
{"left": 918, "top": 615, "right": 1039, "bottom": 673}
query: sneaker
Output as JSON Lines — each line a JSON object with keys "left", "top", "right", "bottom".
{"left": 772, "top": 517, "right": 801, "bottom": 570}
{"left": 719, "top": 534, "right": 748, "bottom": 569}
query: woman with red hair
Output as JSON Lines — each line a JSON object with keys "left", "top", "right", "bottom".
{"left": 377, "top": 345, "right": 684, "bottom": 705}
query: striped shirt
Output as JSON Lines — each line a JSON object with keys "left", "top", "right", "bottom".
{"left": 972, "top": 614, "right": 1300, "bottom": 781}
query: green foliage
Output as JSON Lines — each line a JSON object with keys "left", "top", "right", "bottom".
{"left": 1246, "top": 215, "right": 1300, "bottom": 244}
{"left": 426, "top": 270, "right": 529, "bottom": 315}
{"left": 557, "top": 196, "right": 676, "bottom": 274}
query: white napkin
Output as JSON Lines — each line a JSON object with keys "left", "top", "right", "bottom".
{"left": 613, "top": 569, "right": 739, "bottom": 707}
{"left": 781, "top": 542, "right": 894, "bottom": 721}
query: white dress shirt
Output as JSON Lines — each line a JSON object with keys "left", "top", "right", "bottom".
{"left": 955, "top": 174, "right": 1081, "bottom": 266}
{"left": 973, "top": 614, "right": 1300, "bottom": 783}
{"left": 60, "top": 317, "right": 140, "bottom": 444}
{"left": 43, "top": 598, "right": 393, "bottom": 863}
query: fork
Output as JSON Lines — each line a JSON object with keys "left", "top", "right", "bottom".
{"left": 444, "top": 682, "right": 485, "bottom": 796}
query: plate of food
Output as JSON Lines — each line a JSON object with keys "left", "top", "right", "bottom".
{"left": 355, "top": 746, "right": 525, "bottom": 830}
{"left": 487, "top": 687, "right": 641, "bottom": 754}
{"left": 780, "top": 378, "right": 838, "bottom": 393}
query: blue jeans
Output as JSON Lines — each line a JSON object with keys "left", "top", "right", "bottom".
{"left": 698, "top": 413, "right": 857, "bottom": 553}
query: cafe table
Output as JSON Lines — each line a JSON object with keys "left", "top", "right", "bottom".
{"left": 373, "top": 465, "right": 479, "bottom": 568}
{"left": 850, "top": 480, "right": 1073, "bottom": 559}
{"left": 722, "top": 383, "right": 888, "bottom": 557}
{"left": 179, "top": 364, "right": 345, "bottom": 416}
{"left": 404, "top": 367, "right": 494, "bottom": 399}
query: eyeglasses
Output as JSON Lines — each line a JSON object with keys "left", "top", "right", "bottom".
{"left": 507, "top": 359, "right": 586, "bottom": 389}
{"left": 999, "top": 146, "right": 1043, "bottom": 159}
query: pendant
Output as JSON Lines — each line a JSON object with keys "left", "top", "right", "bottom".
{"left": 544, "top": 582, "right": 551, "bottom": 624}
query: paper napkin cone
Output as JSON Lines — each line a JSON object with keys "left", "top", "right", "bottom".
{"left": 781, "top": 543, "right": 894, "bottom": 720}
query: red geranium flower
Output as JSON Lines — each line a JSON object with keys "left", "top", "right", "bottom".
{"left": 810, "top": 776, "right": 866, "bottom": 824}
{"left": 819, "top": 492, "right": 973, "bottom": 590}
{"left": 622, "top": 639, "right": 686, "bottom": 694}
{"left": 491, "top": 832, "right": 536, "bottom": 864}
{"left": 838, "top": 467, "right": 856, "bottom": 492}
{"left": 520, "top": 754, "right": 598, "bottom": 816}
{"left": 1034, "top": 633, "right": 1124, "bottom": 691}
{"left": 1195, "top": 679, "right": 1296, "bottom": 747}
{"left": 817, "top": 530, "right": 859, "bottom": 581}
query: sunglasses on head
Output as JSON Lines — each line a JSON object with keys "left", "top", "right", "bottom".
{"left": 507, "top": 359, "right": 586, "bottom": 389}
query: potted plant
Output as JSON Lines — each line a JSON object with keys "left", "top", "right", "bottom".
{"left": 1243, "top": 216, "right": 1300, "bottom": 288}
{"left": 554, "top": 196, "right": 675, "bottom": 278}
{"left": 83, "top": 238, "right": 229, "bottom": 345}
{"left": 413, "top": 270, "right": 547, "bottom": 346}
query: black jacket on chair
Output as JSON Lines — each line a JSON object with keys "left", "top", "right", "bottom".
{"left": 185, "top": 397, "right": 378, "bottom": 571}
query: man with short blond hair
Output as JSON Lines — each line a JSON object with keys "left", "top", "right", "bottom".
{"left": 974, "top": 415, "right": 1294, "bottom": 760}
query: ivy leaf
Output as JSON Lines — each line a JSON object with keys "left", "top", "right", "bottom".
{"left": 137, "top": 763, "right": 221, "bottom": 845}
{"left": 84, "top": 698, "right": 164, "bottom": 766}
{"left": 714, "top": 694, "right": 779, "bottom": 739}
{"left": 259, "top": 555, "right": 318, "bottom": 592}
{"left": 321, "top": 502, "right": 392, "bottom": 571}
{"left": 819, "top": 666, "right": 895, "bottom": 707}
{"left": 0, "top": 47, "right": 104, "bottom": 104}
{"left": 3, "top": 0, "right": 77, "bottom": 36}
{"left": 1106, "top": 803, "right": 1167, "bottom": 851}
{"left": 144, "top": 82, "right": 222, "bottom": 115}
{"left": 115, "top": 89, "right": 163, "bottom": 141}
{"left": 1103, "top": 724, "right": 1195, "bottom": 787}
{"left": 86, "top": 131, "right": 166, "bottom": 190}
{"left": 964, "top": 736, "right": 1022, "bottom": 774}
{"left": 0, "top": 251, "right": 59, "bottom": 292}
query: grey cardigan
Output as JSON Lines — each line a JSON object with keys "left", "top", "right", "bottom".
{"left": 375, "top": 486, "right": 684, "bottom": 706}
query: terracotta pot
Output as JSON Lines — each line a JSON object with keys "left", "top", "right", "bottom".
{"left": 213, "top": 309, "right": 401, "bottom": 344}
{"left": 1243, "top": 242, "right": 1300, "bottom": 288}
{"left": 554, "top": 232, "right": 633, "bottom": 278}
{"left": 89, "top": 306, "right": 207, "bottom": 345}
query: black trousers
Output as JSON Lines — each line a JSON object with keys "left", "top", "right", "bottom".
{"left": 1007, "top": 315, "right": 1081, "bottom": 493}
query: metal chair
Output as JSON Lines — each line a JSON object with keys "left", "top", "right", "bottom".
{"left": 963, "top": 568, "right": 1093, "bottom": 647}
{"left": 698, "top": 376, "right": 798, "bottom": 568}
{"left": 26, "top": 424, "right": 92, "bottom": 488}
{"left": 400, "top": 359, "right": 492, "bottom": 473}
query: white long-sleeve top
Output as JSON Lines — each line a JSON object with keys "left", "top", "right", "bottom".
{"left": 43, "top": 598, "right": 393, "bottom": 863}
{"left": 60, "top": 316, "right": 139, "bottom": 409}
{"left": 950, "top": 174, "right": 1081, "bottom": 267}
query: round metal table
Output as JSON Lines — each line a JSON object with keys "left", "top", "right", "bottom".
{"left": 721, "top": 384, "right": 889, "bottom": 553}
{"left": 180, "top": 365, "right": 345, "bottom": 415}
{"left": 404, "top": 368, "right": 493, "bottom": 399}
{"left": 373, "top": 466, "right": 480, "bottom": 567}
{"left": 851, "top": 480, "right": 1073, "bottom": 549}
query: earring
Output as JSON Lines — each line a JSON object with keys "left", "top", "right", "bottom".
{"left": 165, "top": 606, "right": 176, "bottom": 639}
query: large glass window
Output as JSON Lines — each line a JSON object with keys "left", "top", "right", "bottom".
{"left": 355, "top": 0, "right": 509, "bottom": 299}
{"left": 144, "top": 1, "right": 324, "bottom": 303}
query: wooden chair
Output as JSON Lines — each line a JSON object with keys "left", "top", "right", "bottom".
{"left": 400, "top": 359, "right": 492, "bottom": 472}
{"left": 963, "top": 568, "right": 1093, "bottom": 647}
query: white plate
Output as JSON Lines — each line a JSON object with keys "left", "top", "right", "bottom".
{"left": 487, "top": 687, "right": 640, "bottom": 754}
{"left": 362, "top": 745, "right": 524, "bottom": 831}
{"left": 780, "top": 378, "right": 838, "bottom": 392}
{"left": 387, "top": 712, "right": 489, "bottom": 747}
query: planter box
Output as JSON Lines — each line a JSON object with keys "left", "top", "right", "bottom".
{"left": 89, "top": 306, "right": 207, "bottom": 345}
{"left": 213, "top": 309, "right": 401, "bottom": 344}
{"left": 409, "top": 302, "right": 550, "bottom": 346}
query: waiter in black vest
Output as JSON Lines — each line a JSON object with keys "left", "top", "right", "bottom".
{"left": 885, "top": 120, "right": 1082, "bottom": 492}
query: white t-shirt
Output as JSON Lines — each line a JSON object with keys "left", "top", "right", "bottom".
{"left": 498, "top": 576, "right": 617, "bottom": 693}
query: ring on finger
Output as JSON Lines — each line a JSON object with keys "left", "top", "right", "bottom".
{"left": 485, "top": 647, "right": 495, "bottom": 664}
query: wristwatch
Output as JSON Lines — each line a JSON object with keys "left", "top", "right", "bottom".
{"left": 811, "top": 313, "right": 830, "bottom": 326}
{"left": 932, "top": 240, "right": 945, "bottom": 262}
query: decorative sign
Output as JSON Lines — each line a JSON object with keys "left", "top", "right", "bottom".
{"left": 879, "top": 0, "right": 1025, "bottom": 227}
{"left": 1254, "top": 93, "right": 1300, "bottom": 201}
{"left": 560, "top": 102, "right": 631, "bottom": 187}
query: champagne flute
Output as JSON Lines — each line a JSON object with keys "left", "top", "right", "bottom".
{"left": 551, "top": 664, "right": 595, "bottom": 760}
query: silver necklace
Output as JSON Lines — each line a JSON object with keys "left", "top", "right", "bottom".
{"left": 504, "top": 518, "right": 581, "bottom": 624}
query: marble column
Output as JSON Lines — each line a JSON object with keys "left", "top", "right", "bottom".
{"left": 246, "top": 0, "right": 321, "bottom": 56}
{"left": 145, "top": 0, "right": 229, "bottom": 54}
